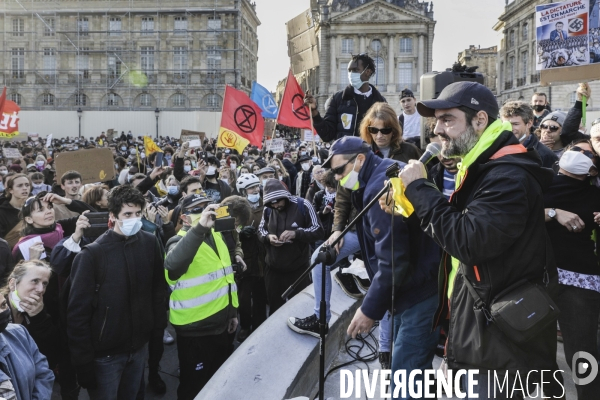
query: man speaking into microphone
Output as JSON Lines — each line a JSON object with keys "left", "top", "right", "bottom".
{"left": 397, "top": 82, "right": 563, "bottom": 398}
{"left": 323, "top": 136, "right": 441, "bottom": 396}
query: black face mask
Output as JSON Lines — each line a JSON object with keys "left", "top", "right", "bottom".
{"left": 532, "top": 104, "right": 546, "bottom": 112}
{"left": 0, "top": 308, "right": 11, "bottom": 333}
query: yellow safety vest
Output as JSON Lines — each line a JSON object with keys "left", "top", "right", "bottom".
{"left": 166, "top": 229, "right": 238, "bottom": 326}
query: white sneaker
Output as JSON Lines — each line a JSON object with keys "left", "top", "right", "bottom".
{"left": 163, "top": 329, "right": 175, "bottom": 344}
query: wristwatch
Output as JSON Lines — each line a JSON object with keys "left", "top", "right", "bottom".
{"left": 547, "top": 208, "right": 557, "bottom": 219}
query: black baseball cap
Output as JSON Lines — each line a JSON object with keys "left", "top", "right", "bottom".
{"left": 322, "top": 136, "right": 371, "bottom": 169}
{"left": 417, "top": 81, "right": 499, "bottom": 119}
{"left": 181, "top": 193, "right": 211, "bottom": 210}
{"left": 400, "top": 88, "right": 414, "bottom": 99}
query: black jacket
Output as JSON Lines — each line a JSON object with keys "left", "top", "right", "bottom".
{"left": 312, "top": 190, "right": 335, "bottom": 237}
{"left": 405, "top": 130, "right": 559, "bottom": 373}
{"left": 67, "top": 230, "right": 167, "bottom": 366}
{"left": 524, "top": 133, "right": 558, "bottom": 169}
{"left": 313, "top": 84, "right": 386, "bottom": 142}
{"left": 560, "top": 100, "right": 589, "bottom": 146}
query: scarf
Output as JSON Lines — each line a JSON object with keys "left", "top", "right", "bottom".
{"left": 12, "top": 223, "right": 65, "bottom": 259}
{"left": 455, "top": 119, "right": 512, "bottom": 189}
{"left": 154, "top": 180, "right": 167, "bottom": 197}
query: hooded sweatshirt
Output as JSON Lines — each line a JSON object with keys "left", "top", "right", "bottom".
{"left": 258, "top": 180, "right": 324, "bottom": 271}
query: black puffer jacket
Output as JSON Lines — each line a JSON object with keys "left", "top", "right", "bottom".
{"left": 405, "top": 130, "right": 559, "bottom": 374}
{"left": 313, "top": 84, "right": 386, "bottom": 142}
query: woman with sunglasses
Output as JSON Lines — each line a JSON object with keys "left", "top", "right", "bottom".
{"left": 543, "top": 139, "right": 600, "bottom": 397}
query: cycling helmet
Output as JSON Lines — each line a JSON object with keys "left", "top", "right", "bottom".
{"left": 236, "top": 173, "right": 260, "bottom": 192}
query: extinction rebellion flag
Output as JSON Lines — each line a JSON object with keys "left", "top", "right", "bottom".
{"left": 277, "top": 69, "right": 313, "bottom": 132}
{"left": 0, "top": 87, "right": 21, "bottom": 138}
{"left": 218, "top": 85, "right": 265, "bottom": 153}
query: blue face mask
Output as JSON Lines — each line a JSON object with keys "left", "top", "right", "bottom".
{"left": 247, "top": 193, "right": 260, "bottom": 203}
{"left": 167, "top": 185, "right": 179, "bottom": 195}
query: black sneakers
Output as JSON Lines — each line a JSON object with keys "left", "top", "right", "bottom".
{"left": 334, "top": 269, "right": 364, "bottom": 299}
{"left": 287, "top": 314, "right": 328, "bottom": 338}
{"left": 379, "top": 351, "right": 391, "bottom": 370}
{"left": 353, "top": 275, "right": 371, "bottom": 291}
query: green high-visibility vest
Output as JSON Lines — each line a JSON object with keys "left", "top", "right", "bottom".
{"left": 166, "top": 229, "right": 238, "bottom": 326}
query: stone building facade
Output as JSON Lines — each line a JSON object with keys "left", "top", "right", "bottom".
{"left": 457, "top": 45, "right": 499, "bottom": 94}
{"left": 0, "top": 0, "right": 260, "bottom": 111}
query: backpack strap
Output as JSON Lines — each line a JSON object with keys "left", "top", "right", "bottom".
{"left": 86, "top": 242, "right": 106, "bottom": 308}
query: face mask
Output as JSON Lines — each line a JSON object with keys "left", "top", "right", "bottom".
{"left": 140, "top": 153, "right": 146, "bottom": 159}
{"left": 36, "top": 160, "right": 44, "bottom": 167}
{"left": 10, "top": 290, "right": 24, "bottom": 312}
{"left": 117, "top": 217, "right": 143, "bottom": 236}
{"left": 221, "top": 178, "right": 229, "bottom": 185}
{"left": 188, "top": 212, "right": 203, "bottom": 227}
{"left": 312, "top": 157, "right": 319, "bottom": 163}
{"left": 0, "top": 182, "right": 4, "bottom": 192}
{"left": 247, "top": 193, "right": 260, "bottom": 203}
{"left": 115, "top": 163, "right": 119, "bottom": 170}
{"left": 279, "top": 176, "right": 283, "bottom": 181}
{"left": 0, "top": 170, "right": 7, "bottom": 176}
{"left": 121, "top": 146, "right": 127, "bottom": 151}
{"left": 0, "top": 308, "right": 10, "bottom": 333}
{"left": 559, "top": 150, "right": 594, "bottom": 175}
{"left": 48, "top": 151, "right": 53, "bottom": 155}
{"left": 532, "top": 104, "right": 545, "bottom": 112}
{"left": 206, "top": 166, "right": 217, "bottom": 176}
{"left": 184, "top": 165, "right": 192, "bottom": 172}
{"left": 165, "top": 155, "right": 172, "bottom": 161}
{"left": 340, "top": 158, "right": 360, "bottom": 190}
{"left": 348, "top": 71, "right": 368, "bottom": 90}
{"left": 33, "top": 183, "right": 44, "bottom": 189}
{"left": 230, "top": 163, "right": 237, "bottom": 170}
{"left": 243, "top": 152, "right": 248, "bottom": 157}
{"left": 127, "top": 174, "right": 135, "bottom": 182}
{"left": 130, "top": 149, "right": 137, "bottom": 155}
{"left": 261, "top": 180, "right": 269, "bottom": 188}
{"left": 301, "top": 163, "right": 310, "bottom": 171}
{"left": 167, "top": 185, "right": 179, "bottom": 195}
{"left": 300, "top": 151, "right": 307, "bottom": 156}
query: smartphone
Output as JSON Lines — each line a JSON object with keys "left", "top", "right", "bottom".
{"left": 214, "top": 217, "right": 236, "bottom": 232}
{"left": 83, "top": 212, "right": 110, "bottom": 238}
{"left": 155, "top": 152, "right": 164, "bottom": 166}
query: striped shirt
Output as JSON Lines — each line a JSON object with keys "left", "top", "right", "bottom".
{"left": 442, "top": 169, "right": 456, "bottom": 200}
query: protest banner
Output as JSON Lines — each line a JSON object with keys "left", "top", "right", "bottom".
{"left": 55, "top": 148, "right": 115, "bottom": 184}
{"left": 303, "top": 129, "right": 320, "bottom": 142}
{"left": 180, "top": 129, "right": 206, "bottom": 143}
{"left": 536, "top": 0, "right": 592, "bottom": 70}
{"left": 2, "top": 148, "right": 22, "bottom": 159}
{"left": 265, "top": 138, "right": 285, "bottom": 153}
{"left": 106, "top": 129, "right": 115, "bottom": 141}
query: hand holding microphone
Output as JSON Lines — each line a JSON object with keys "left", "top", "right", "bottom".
{"left": 399, "top": 142, "right": 441, "bottom": 187}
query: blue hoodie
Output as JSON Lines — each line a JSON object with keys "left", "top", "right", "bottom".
{"left": 351, "top": 151, "right": 440, "bottom": 320}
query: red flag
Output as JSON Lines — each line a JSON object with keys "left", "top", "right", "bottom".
{"left": 219, "top": 85, "right": 264, "bottom": 149}
{"left": 277, "top": 70, "right": 313, "bottom": 131}
{"left": 0, "top": 87, "right": 21, "bottom": 138}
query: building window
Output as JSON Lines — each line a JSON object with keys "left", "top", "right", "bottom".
{"left": 77, "top": 48, "right": 90, "bottom": 79}
{"left": 398, "top": 62, "right": 413, "bottom": 87}
{"left": 339, "top": 62, "right": 349, "bottom": 87}
{"left": 174, "top": 17, "right": 187, "bottom": 34}
{"left": 43, "top": 48, "right": 56, "bottom": 76}
{"left": 204, "top": 94, "right": 221, "bottom": 108}
{"left": 208, "top": 16, "right": 221, "bottom": 36}
{"left": 141, "top": 47, "right": 154, "bottom": 75}
{"left": 207, "top": 46, "right": 221, "bottom": 69}
{"left": 140, "top": 93, "right": 152, "bottom": 107}
{"left": 109, "top": 17, "right": 121, "bottom": 36}
{"left": 507, "top": 56, "right": 515, "bottom": 88}
{"left": 522, "top": 23, "right": 529, "bottom": 41}
{"left": 400, "top": 37, "right": 413, "bottom": 54}
{"left": 369, "top": 57, "right": 385, "bottom": 86}
{"left": 42, "top": 93, "right": 55, "bottom": 106}
{"left": 509, "top": 30, "right": 515, "bottom": 48}
{"left": 172, "top": 94, "right": 186, "bottom": 107}
{"left": 9, "top": 93, "right": 21, "bottom": 105}
{"left": 521, "top": 51, "right": 528, "bottom": 79}
{"left": 108, "top": 49, "right": 122, "bottom": 78}
{"left": 13, "top": 19, "right": 24, "bottom": 37}
{"left": 173, "top": 47, "right": 188, "bottom": 77}
{"left": 107, "top": 93, "right": 119, "bottom": 106}
{"left": 11, "top": 48, "right": 25, "bottom": 79}
{"left": 78, "top": 18, "right": 89, "bottom": 36}
{"left": 74, "top": 94, "right": 87, "bottom": 106}
{"left": 341, "top": 38, "right": 354, "bottom": 54}
{"left": 141, "top": 17, "right": 154, "bottom": 35}
{"left": 44, "top": 18, "right": 55, "bottom": 37}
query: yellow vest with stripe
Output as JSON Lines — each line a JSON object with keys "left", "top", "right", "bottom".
{"left": 166, "top": 228, "right": 238, "bottom": 326}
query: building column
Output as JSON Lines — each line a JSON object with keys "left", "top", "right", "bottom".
{"left": 359, "top": 34, "right": 366, "bottom": 54}
{"left": 417, "top": 34, "right": 425, "bottom": 92}
{"left": 387, "top": 34, "right": 395, "bottom": 93}
{"left": 330, "top": 35, "right": 337, "bottom": 91}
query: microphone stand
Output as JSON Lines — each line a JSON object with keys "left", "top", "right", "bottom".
{"left": 282, "top": 163, "right": 401, "bottom": 400}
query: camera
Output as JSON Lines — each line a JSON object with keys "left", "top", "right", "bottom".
{"left": 232, "top": 263, "right": 244, "bottom": 274}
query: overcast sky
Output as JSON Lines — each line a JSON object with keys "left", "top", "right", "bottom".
{"left": 254, "top": 0, "right": 508, "bottom": 92}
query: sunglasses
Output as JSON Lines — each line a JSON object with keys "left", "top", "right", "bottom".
{"left": 331, "top": 154, "right": 358, "bottom": 175}
{"left": 183, "top": 207, "right": 205, "bottom": 215}
{"left": 571, "top": 146, "right": 596, "bottom": 161}
{"left": 540, "top": 124, "right": 560, "bottom": 132}
{"left": 367, "top": 126, "right": 393, "bottom": 135}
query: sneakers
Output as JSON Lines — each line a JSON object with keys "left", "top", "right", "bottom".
{"left": 237, "top": 328, "right": 251, "bottom": 343}
{"left": 334, "top": 270, "right": 364, "bottom": 299}
{"left": 353, "top": 275, "right": 371, "bottom": 291}
{"left": 379, "top": 351, "right": 391, "bottom": 370}
{"left": 163, "top": 329, "right": 175, "bottom": 345}
{"left": 287, "top": 314, "right": 328, "bottom": 338}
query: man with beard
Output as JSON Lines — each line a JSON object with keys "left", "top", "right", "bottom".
{"left": 395, "top": 82, "right": 563, "bottom": 398}
{"left": 531, "top": 92, "right": 550, "bottom": 130}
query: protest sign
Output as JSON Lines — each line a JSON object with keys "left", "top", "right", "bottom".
{"left": 536, "top": 0, "right": 594, "bottom": 70}
{"left": 55, "top": 148, "right": 115, "bottom": 184}
{"left": 303, "top": 129, "right": 320, "bottom": 142}
{"left": 180, "top": 129, "right": 205, "bottom": 143}
{"left": 106, "top": 129, "right": 115, "bottom": 141}
{"left": 2, "top": 148, "right": 22, "bottom": 159}
{"left": 266, "top": 139, "right": 285, "bottom": 153}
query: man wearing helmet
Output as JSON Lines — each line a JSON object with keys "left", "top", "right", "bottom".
{"left": 234, "top": 174, "right": 268, "bottom": 342}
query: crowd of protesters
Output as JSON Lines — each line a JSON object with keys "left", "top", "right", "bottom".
{"left": 0, "top": 73, "right": 599, "bottom": 399}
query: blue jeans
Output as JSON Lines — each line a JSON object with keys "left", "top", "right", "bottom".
{"left": 88, "top": 344, "right": 147, "bottom": 400}
{"left": 391, "top": 294, "right": 440, "bottom": 399}
{"left": 312, "top": 231, "right": 361, "bottom": 322}
{"left": 379, "top": 311, "right": 392, "bottom": 353}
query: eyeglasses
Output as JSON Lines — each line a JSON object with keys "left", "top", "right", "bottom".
{"left": 183, "top": 207, "right": 204, "bottom": 215}
{"left": 331, "top": 155, "right": 358, "bottom": 175}
{"left": 367, "top": 126, "right": 393, "bottom": 135}
{"left": 540, "top": 124, "right": 560, "bottom": 132}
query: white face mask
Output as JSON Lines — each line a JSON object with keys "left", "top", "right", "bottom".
{"left": 0, "top": 170, "right": 7, "bottom": 176}
{"left": 206, "top": 166, "right": 217, "bottom": 176}
{"left": 130, "top": 149, "right": 137, "bottom": 155}
{"left": 117, "top": 217, "right": 143, "bottom": 236}
{"left": 184, "top": 165, "right": 192, "bottom": 172}
{"left": 247, "top": 193, "right": 260, "bottom": 203}
{"left": 348, "top": 72, "right": 368, "bottom": 90}
{"left": 221, "top": 178, "right": 229, "bottom": 184}
{"left": 230, "top": 163, "right": 237, "bottom": 170}
{"left": 301, "top": 163, "right": 310, "bottom": 171}
{"left": 10, "top": 291, "right": 24, "bottom": 312}
{"left": 340, "top": 158, "right": 360, "bottom": 190}
{"left": 559, "top": 150, "right": 594, "bottom": 175}
{"left": 36, "top": 160, "right": 44, "bottom": 167}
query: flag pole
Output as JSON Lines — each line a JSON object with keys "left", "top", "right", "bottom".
{"left": 308, "top": 100, "right": 317, "bottom": 157}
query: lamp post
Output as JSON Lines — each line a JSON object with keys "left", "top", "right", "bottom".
{"left": 77, "top": 107, "right": 82, "bottom": 138}
{"left": 154, "top": 107, "right": 160, "bottom": 139}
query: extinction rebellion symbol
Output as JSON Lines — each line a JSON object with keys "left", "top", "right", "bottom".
{"left": 234, "top": 105, "right": 257, "bottom": 134}
{"left": 291, "top": 94, "right": 310, "bottom": 121}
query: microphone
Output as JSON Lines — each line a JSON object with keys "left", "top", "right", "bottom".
{"left": 417, "top": 142, "right": 442, "bottom": 165}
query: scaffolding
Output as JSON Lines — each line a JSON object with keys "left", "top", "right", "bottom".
{"left": 0, "top": 0, "right": 260, "bottom": 111}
